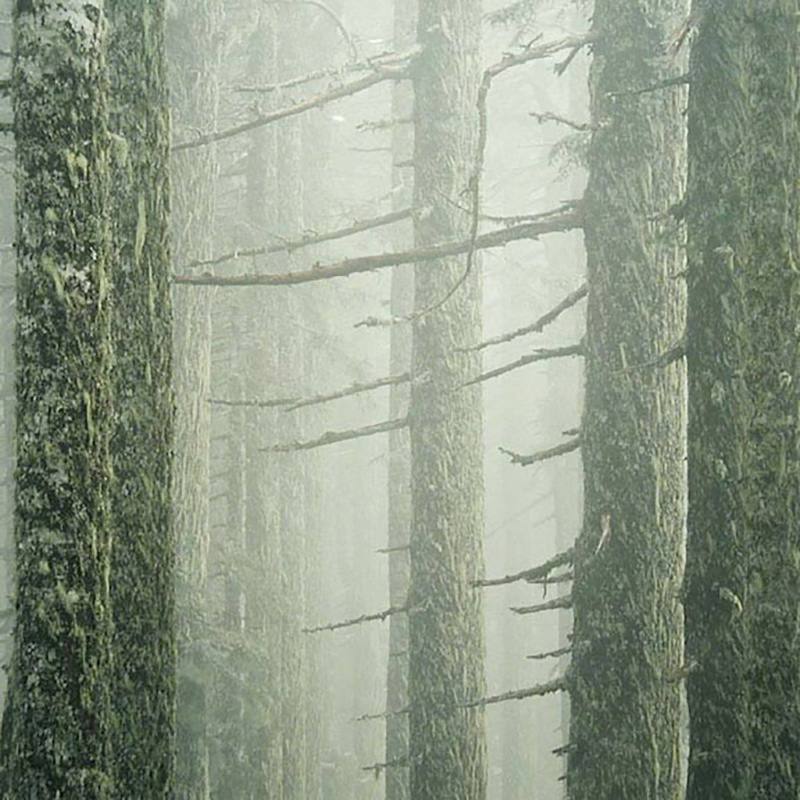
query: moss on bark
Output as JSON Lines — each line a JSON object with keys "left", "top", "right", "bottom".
{"left": 1, "top": 2, "right": 114, "bottom": 796}
{"left": 567, "top": 2, "right": 688, "bottom": 798}
{"left": 685, "top": 3, "right": 800, "bottom": 797}
{"left": 106, "top": 3, "right": 175, "bottom": 796}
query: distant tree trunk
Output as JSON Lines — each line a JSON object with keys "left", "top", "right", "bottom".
{"left": 685, "top": 3, "right": 800, "bottom": 797}
{"left": 567, "top": 2, "right": 688, "bottom": 799}
{"left": 385, "top": 1, "right": 416, "bottom": 799}
{"left": 0, "top": 2, "right": 114, "bottom": 796}
{"left": 106, "top": 3, "right": 175, "bottom": 796}
{"left": 239, "top": 10, "right": 284, "bottom": 798}
{"left": 407, "top": 1, "right": 486, "bottom": 798}
{"left": 276, "top": 12, "right": 308, "bottom": 798}
{"left": 169, "top": 1, "right": 222, "bottom": 796}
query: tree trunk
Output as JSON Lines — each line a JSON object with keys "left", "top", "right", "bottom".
{"left": 567, "top": 2, "right": 688, "bottom": 799}
{"left": 276, "top": 10, "right": 309, "bottom": 790}
{"left": 169, "top": 1, "right": 222, "bottom": 795}
{"left": 1, "top": 2, "right": 114, "bottom": 795}
{"left": 386, "top": 1, "right": 416, "bottom": 799}
{"left": 106, "top": 2, "right": 175, "bottom": 796}
{"left": 407, "top": 1, "right": 486, "bottom": 797}
{"left": 685, "top": 3, "right": 800, "bottom": 797}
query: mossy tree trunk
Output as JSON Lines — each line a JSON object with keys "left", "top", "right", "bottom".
{"left": 567, "top": 2, "right": 688, "bottom": 799}
{"left": 106, "top": 3, "right": 175, "bottom": 796}
{"left": 407, "top": 1, "right": 486, "bottom": 797}
{"left": 1, "top": 2, "right": 114, "bottom": 796}
{"left": 168, "top": 1, "right": 222, "bottom": 796}
{"left": 685, "top": 3, "right": 800, "bottom": 797}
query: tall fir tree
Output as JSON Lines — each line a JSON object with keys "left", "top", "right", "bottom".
{"left": 567, "top": 2, "right": 688, "bottom": 798}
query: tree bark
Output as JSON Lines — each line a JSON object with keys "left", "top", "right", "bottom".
{"left": 106, "top": 2, "right": 175, "bottom": 796}
{"left": 385, "top": 5, "right": 415, "bottom": 799}
{"left": 168, "top": 0, "right": 223, "bottom": 795}
{"left": 685, "top": 3, "right": 800, "bottom": 797}
{"left": 567, "top": 2, "right": 688, "bottom": 799}
{"left": 1, "top": 2, "right": 114, "bottom": 795}
{"left": 407, "top": 1, "right": 487, "bottom": 798}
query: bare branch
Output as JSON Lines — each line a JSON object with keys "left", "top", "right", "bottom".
{"left": 303, "top": 604, "right": 407, "bottom": 634}
{"left": 377, "top": 544, "right": 410, "bottom": 555}
{"left": 470, "top": 284, "right": 588, "bottom": 352}
{"left": 362, "top": 757, "right": 408, "bottom": 775}
{"left": 187, "top": 208, "right": 414, "bottom": 271}
{"left": 354, "top": 36, "right": 595, "bottom": 329}
{"left": 528, "top": 571, "right": 573, "bottom": 586}
{"left": 511, "top": 595, "right": 573, "bottom": 616}
{"left": 173, "top": 53, "right": 418, "bottom": 151}
{"left": 484, "top": 33, "right": 596, "bottom": 82}
{"left": 530, "top": 111, "right": 593, "bottom": 131}
{"left": 527, "top": 646, "right": 572, "bottom": 661}
{"left": 265, "top": 417, "right": 408, "bottom": 453}
{"left": 607, "top": 73, "right": 690, "bottom": 99}
{"left": 357, "top": 115, "right": 414, "bottom": 132}
{"left": 355, "top": 706, "right": 409, "bottom": 722}
{"left": 462, "top": 343, "right": 583, "bottom": 388}
{"left": 499, "top": 436, "right": 581, "bottom": 467}
{"left": 464, "top": 678, "right": 567, "bottom": 708}
{"left": 614, "top": 335, "right": 686, "bottom": 374}
{"left": 209, "top": 396, "right": 299, "bottom": 410}
{"left": 285, "top": 372, "right": 412, "bottom": 412}
{"left": 475, "top": 547, "right": 574, "bottom": 588}
{"left": 211, "top": 371, "right": 414, "bottom": 414}
{"left": 177, "top": 209, "right": 580, "bottom": 289}
{"left": 235, "top": 50, "right": 413, "bottom": 95}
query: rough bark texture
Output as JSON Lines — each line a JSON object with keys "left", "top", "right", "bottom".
{"left": 106, "top": 3, "right": 175, "bottom": 796}
{"left": 385, "top": 2, "right": 416, "bottom": 799}
{"left": 407, "top": 1, "right": 487, "bottom": 798}
{"left": 685, "top": 3, "right": 800, "bottom": 797}
{"left": 168, "top": 0, "right": 222, "bottom": 796}
{"left": 567, "top": 3, "right": 688, "bottom": 799}
{"left": 1, "top": 2, "right": 114, "bottom": 796}
{"left": 0, "top": 0, "right": 16, "bottom": 719}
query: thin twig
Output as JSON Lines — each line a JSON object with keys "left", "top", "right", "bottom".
{"left": 377, "top": 544, "right": 410, "bottom": 555}
{"left": 475, "top": 547, "right": 574, "bottom": 588}
{"left": 462, "top": 343, "right": 583, "bottom": 388}
{"left": 527, "top": 646, "right": 572, "bottom": 661}
{"left": 530, "top": 111, "right": 593, "bottom": 131}
{"left": 209, "top": 396, "right": 300, "bottom": 410}
{"left": 235, "top": 49, "right": 415, "bottom": 94}
{"left": 362, "top": 757, "right": 408, "bottom": 775}
{"left": 175, "top": 209, "right": 581, "bottom": 288}
{"left": 265, "top": 416, "right": 408, "bottom": 453}
{"left": 186, "top": 208, "right": 414, "bottom": 271}
{"left": 511, "top": 594, "right": 573, "bottom": 616}
{"left": 499, "top": 436, "right": 581, "bottom": 467}
{"left": 469, "top": 283, "right": 588, "bottom": 352}
{"left": 285, "top": 372, "right": 412, "bottom": 412}
{"left": 354, "top": 706, "right": 409, "bottom": 722}
{"left": 464, "top": 678, "right": 567, "bottom": 708}
{"left": 173, "top": 53, "right": 417, "bottom": 151}
{"left": 303, "top": 604, "right": 408, "bottom": 634}
{"left": 607, "top": 73, "right": 690, "bottom": 99}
